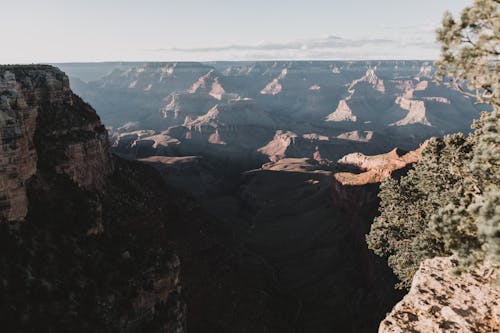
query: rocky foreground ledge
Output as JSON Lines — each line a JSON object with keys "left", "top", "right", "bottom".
{"left": 380, "top": 257, "right": 500, "bottom": 333}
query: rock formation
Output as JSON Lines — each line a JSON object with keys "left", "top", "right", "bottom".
{"left": 380, "top": 257, "right": 500, "bottom": 333}
{"left": 392, "top": 97, "right": 431, "bottom": 126}
{"left": 0, "top": 66, "right": 112, "bottom": 222}
{"left": 348, "top": 67, "right": 386, "bottom": 94}
{"left": 260, "top": 68, "right": 287, "bottom": 95}
{"left": 258, "top": 130, "right": 298, "bottom": 161}
{"left": 336, "top": 130, "right": 374, "bottom": 142}
{"left": 334, "top": 145, "right": 499, "bottom": 333}
{"left": 0, "top": 65, "right": 186, "bottom": 332}
{"left": 334, "top": 144, "right": 425, "bottom": 187}
{"left": 64, "top": 61, "right": 484, "bottom": 152}
{"left": 326, "top": 99, "right": 357, "bottom": 122}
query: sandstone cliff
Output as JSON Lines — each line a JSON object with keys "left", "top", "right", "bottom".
{"left": 0, "top": 65, "right": 112, "bottom": 222}
{"left": 0, "top": 65, "right": 186, "bottom": 332}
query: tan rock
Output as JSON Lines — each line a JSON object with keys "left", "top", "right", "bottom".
{"left": 258, "top": 130, "right": 298, "bottom": 162}
{"left": 334, "top": 145, "right": 425, "bottom": 186}
{"left": 326, "top": 99, "right": 357, "bottom": 122}
{"left": 380, "top": 257, "right": 500, "bottom": 333}
{"left": 0, "top": 65, "right": 113, "bottom": 222}
{"left": 260, "top": 78, "right": 283, "bottom": 95}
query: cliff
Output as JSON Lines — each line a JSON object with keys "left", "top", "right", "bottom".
{"left": 328, "top": 146, "right": 428, "bottom": 327}
{"left": 0, "top": 65, "right": 112, "bottom": 222}
{"left": 0, "top": 65, "right": 186, "bottom": 332}
{"left": 380, "top": 257, "right": 500, "bottom": 333}
{"left": 335, "top": 146, "right": 500, "bottom": 333}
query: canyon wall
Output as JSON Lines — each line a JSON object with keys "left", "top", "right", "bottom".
{"left": 0, "top": 65, "right": 186, "bottom": 332}
{"left": 0, "top": 66, "right": 112, "bottom": 222}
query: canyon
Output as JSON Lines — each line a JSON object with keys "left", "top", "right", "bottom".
{"left": 1, "top": 62, "right": 492, "bottom": 332}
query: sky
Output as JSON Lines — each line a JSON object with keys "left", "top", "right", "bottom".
{"left": 1, "top": 0, "right": 472, "bottom": 63}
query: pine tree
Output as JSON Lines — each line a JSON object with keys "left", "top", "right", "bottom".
{"left": 366, "top": 0, "right": 499, "bottom": 288}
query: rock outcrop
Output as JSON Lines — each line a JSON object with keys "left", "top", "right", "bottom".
{"left": 380, "top": 257, "right": 500, "bottom": 333}
{"left": 333, "top": 145, "right": 499, "bottom": 333}
{"left": 260, "top": 68, "right": 287, "bottom": 95}
{"left": 348, "top": 67, "right": 386, "bottom": 94}
{"left": 258, "top": 130, "right": 298, "bottom": 162}
{"left": 0, "top": 66, "right": 112, "bottom": 222}
{"left": 392, "top": 97, "right": 431, "bottom": 126}
{"left": 334, "top": 144, "right": 425, "bottom": 188}
{"left": 326, "top": 99, "right": 357, "bottom": 122}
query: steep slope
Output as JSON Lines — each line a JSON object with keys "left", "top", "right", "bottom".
{"left": 0, "top": 66, "right": 186, "bottom": 332}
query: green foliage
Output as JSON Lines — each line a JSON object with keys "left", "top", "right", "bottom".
{"left": 367, "top": 0, "right": 500, "bottom": 288}
{"left": 436, "top": 0, "right": 499, "bottom": 106}
{"left": 366, "top": 134, "right": 475, "bottom": 288}
{"left": 431, "top": 110, "right": 500, "bottom": 271}
{"left": 367, "top": 109, "right": 499, "bottom": 288}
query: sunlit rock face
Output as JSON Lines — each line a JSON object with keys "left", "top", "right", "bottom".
{"left": 332, "top": 143, "right": 425, "bottom": 213}
{"left": 348, "top": 67, "right": 386, "bottom": 94}
{"left": 258, "top": 130, "right": 298, "bottom": 162}
{"left": 0, "top": 66, "right": 112, "bottom": 222}
{"left": 392, "top": 97, "right": 431, "bottom": 126}
{"left": 380, "top": 257, "right": 500, "bottom": 333}
{"left": 326, "top": 99, "right": 357, "bottom": 122}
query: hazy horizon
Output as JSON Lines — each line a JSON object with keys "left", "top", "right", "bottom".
{"left": 3, "top": 0, "right": 471, "bottom": 63}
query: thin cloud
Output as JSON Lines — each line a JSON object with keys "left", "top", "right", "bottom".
{"left": 146, "top": 34, "right": 439, "bottom": 60}
{"left": 152, "top": 35, "right": 400, "bottom": 53}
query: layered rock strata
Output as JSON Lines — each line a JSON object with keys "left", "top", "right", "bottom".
{"left": 0, "top": 66, "right": 112, "bottom": 222}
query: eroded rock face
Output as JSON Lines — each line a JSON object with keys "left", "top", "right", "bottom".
{"left": 380, "top": 257, "right": 500, "bottom": 333}
{"left": 326, "top": 99, "right": 357, "bottom": 122}
{"left": 0, "top": 66, "right": 187, "bottom": 332}
{"left": 0, "top": 71, "right": 38, "bottom": 221}
{"left": 260, "top": 68, "right": 287, "bottom": 95}
{"left": 0, "top": 66, "right": 112, "bottom": 222}
{"left": 348, "top": 67, "right": 386, "bottom": 94}
{"left": 392, "top": 97, "right": 431, "bottom": 126}
{"left": 334, "top": 144, "right": 425, "bottom": 189}
{"left": 258, "top": 130, "right": 298, "bottom": 162}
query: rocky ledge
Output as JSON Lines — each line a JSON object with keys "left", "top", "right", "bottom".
{"left": 380, "top": 257, "right": 500, "bottom": 333}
